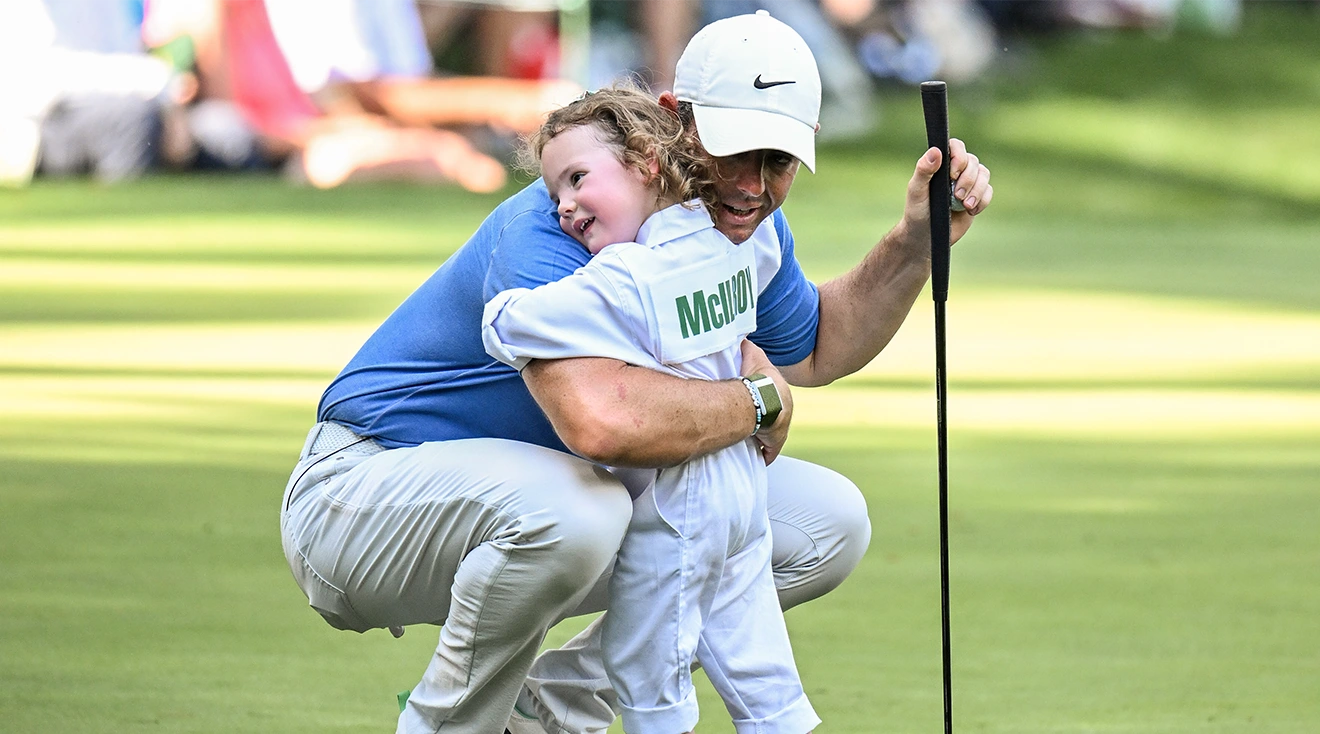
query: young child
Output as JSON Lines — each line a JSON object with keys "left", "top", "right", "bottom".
{"left": 482, "top": 86, "right": 819, "bottom": 734}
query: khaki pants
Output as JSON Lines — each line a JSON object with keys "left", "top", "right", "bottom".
{"left": 282, "top": 430, "right": 631, "bottom": 734}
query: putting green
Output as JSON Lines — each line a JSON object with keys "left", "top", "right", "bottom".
{"left": 3, "top": 6, "right": 1318, "bottom": 730}
{"left": 2, "top": 288, "right": 1314, "bottom": 450}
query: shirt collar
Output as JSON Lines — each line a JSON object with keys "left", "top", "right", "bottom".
{"left": 635, "top": 200, "right": 714, "bottom": 247}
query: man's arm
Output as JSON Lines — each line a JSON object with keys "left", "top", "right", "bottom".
{"left": 779, "top": 139, "right": 992, "bottom": 387}
{"left": 522, "top": 341, "right": 794, "bottom": 468}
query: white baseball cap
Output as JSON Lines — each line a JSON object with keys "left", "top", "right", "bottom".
{"left": 674, "top": 10, "right": 821, "bottom": 172}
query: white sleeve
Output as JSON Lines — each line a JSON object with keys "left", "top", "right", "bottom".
{"left": 481, "top": 259, "right": 653, "bottom": 371}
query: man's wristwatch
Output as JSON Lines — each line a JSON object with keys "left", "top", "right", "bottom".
{"left": 741, "top": 373, "right": 783, "bottom": 435}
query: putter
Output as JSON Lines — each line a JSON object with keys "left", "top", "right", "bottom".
{"left": 920, "top": 80, "right": 954, "bottom": 734}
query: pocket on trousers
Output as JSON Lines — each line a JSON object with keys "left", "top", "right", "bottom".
{"left": 647, "top": 463, "right": 701, "bottom": 541}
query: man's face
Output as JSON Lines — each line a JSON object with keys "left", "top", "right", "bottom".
{"left": 707, "top": 149, "right": 801, "bottom": 244}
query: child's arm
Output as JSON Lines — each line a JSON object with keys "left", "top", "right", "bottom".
{"left": 482, "top": 257, "right": 653, "bottom": 373}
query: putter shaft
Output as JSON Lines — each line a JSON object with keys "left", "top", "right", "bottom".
{"left": 921, "top": 79, "right": 954, "bottom": 734}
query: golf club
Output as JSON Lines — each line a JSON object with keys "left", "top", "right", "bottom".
{"left": 920, "top": 79, "right": 954, "bottom": 734}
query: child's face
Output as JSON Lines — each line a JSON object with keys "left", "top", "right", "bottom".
{"left": 541, "top": 124, "right": 657, "bottom": 254}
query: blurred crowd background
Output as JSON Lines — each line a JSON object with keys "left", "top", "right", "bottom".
{"left": 0, "top": 0, "right": 1300, "bottom": 192}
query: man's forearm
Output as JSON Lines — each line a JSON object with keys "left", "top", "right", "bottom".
{"left": 781, "top": 139, "right": 991, "bottom": 388}
{"left": 782, "top": 222, "right": 930, "bottom": 387}
{"left": 523, "top": 357, "right": 757, "bottom": 468}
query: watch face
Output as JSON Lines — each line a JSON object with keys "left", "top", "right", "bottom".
{"left": 755, "top": 377, "right": 782, "bottom": 426}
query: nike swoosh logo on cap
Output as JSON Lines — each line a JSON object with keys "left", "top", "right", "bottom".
{"left": 753, "top": 75, "right": 795, "bottom": 89}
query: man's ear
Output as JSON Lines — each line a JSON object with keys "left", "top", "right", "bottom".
{"left": 658, "top": 92, "right": 680, "bottom": 116}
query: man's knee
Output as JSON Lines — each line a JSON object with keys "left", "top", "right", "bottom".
{"left": 767, "top": 457, "right": 872, "bottom": 609}
{"left": 803, "top": 465, "right": 871, "bottom": 590}
{"left": 522, "top": 460, "right": 632, "bottom": 604}
{"left": 827, "top": 479, "right": 872, "bottom": 584}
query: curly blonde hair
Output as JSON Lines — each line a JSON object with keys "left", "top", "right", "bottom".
{"left": 521, "top": 82, "right": 716, "bottom": 211}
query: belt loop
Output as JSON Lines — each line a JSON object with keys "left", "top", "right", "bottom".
{"left": 299, "top": 422, "right": 326, "bottom": 460}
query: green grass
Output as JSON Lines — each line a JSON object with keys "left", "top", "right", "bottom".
{"left": 2, "top": 5, "right": 1319, "bottom": 732}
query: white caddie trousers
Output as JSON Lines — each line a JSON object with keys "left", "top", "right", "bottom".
{"left": 601, "top": 440, "right": 819, "bottom": 734}
{"left": 516, "top": 455, "right": 869, "bottom": 734}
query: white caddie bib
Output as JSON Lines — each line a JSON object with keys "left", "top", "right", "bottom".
{"left": 639, "top": 240, "right": 759, "bottom": 365}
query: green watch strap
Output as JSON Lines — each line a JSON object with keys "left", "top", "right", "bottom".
{"left": 746, "top": 373, "right": 782, "bottom": 429}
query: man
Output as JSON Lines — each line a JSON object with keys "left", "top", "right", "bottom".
{"left": 280, "top": 10, "right": 991, "bottom": 734}
{"left": 510, "top": 13, "right": 988, "bottom": 734}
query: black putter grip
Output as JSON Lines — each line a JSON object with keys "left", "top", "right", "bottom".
{"left": 921, "top": 81, "right": 951, "bottom": 303}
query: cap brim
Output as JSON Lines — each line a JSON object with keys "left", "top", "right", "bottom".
{"left": 691, "top": 105, "right": 816, "bottom": 173}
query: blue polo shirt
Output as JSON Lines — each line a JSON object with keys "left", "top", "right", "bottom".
{"left": 317, "top": 180, "right": 820, "bottom": 451}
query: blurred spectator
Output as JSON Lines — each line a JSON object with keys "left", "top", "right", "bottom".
{"left": 0, "top": 0, "right": 190, "bottom": 185}
{"left": 143, "top": 0, "right": 513, "bottom": 191}
{"left": 411, "top": 1, "right": 696, "bottom": 94}
{"left": 820, "top": 0, "right": 997, "bottom": 85}
{"left": 548, "top": 0, "right": 875, "bottom": 139}
{"left": 0, "top": 0, "right": 518, "bottom": 190}
{"left": 261, "top": 0, "right": 580, "bottom": 134}
{"left": 574, "top": 0, "right": 697, "bottom": 92}
{"left": 416, "top": 1, "right": 563, "bottom": 79}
